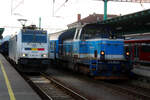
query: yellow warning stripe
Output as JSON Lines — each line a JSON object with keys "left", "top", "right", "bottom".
{"left": 31, "top": 48, "right": 38, "bottom": 51}
{"left": 0, "top": 61, "right": 16, "bottom": 100}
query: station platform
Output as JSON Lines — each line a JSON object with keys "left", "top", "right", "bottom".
{"left": 0, "top": 54, "right": 41, "bottom": 100}
{"left": 132, "top": 65, "right": 150, "bottom": 78}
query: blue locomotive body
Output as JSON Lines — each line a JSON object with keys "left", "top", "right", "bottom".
{"left": 49, "top": 40, "right": 59, "bottom": 59}
{"left": 49, "top": 23, "right": 132, "bottom": 79}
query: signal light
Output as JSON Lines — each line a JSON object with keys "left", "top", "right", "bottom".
{"left": 125, "top": 51, "right": 130, "bottom": 60}
{"left": 126, "top": 52, "right": 130, "bottom": 56}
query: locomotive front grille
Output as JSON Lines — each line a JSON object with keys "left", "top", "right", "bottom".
{"left": 19, "top": 58, "right": 50, "bottom": 65}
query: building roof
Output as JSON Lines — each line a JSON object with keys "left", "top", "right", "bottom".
{"left": 99, "top": 9, "right": 150, "bottom": 35}
{"left": 67, "top": 13, "right": 117, "bottom": 28}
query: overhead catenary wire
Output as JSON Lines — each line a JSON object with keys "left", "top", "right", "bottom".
{"left": 11, "top": 0, "right": 24, "bottom": 15}
{"left": 54, "top": 0, "right": 69, "bottom": 15}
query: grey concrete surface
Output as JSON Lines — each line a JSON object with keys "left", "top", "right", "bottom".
{"left": 0, "top": 54, "right": 41, "bottom": 100}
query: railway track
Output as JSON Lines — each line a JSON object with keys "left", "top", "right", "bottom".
{"left": 44, "top": 67, "right": 150, "bottom": 100}
{"left": 130, "top": 74, "right": 150, "bottom": 89}
{"left": 23, "top": 73, "right": 88, "bottom": 100}
{"left": 99, "top": 81, "right": 150, "bottom": 100}
{"left": 9, "top": 60, "right": 150, "bottom": 100}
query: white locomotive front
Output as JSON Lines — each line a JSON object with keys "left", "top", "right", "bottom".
{"left": 9, "top": 26, "right": 49, "bottom": 72}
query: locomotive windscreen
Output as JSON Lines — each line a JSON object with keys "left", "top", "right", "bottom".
{"left": 58, "top": 28, "right": 76, "bottom": 44}
{"left": 22, "top": 30, "right": 47, "bottom": 43}
{"left": 81, "top": 24, "right": 124, "bottom": 39}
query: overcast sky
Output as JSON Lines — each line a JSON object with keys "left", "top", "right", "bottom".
{"left": 0, "top": 0, "right": 150, "bottom": 37}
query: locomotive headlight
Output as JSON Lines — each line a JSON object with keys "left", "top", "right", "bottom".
{"left": 42, "top": 54, "right": 47, "bottom": 57}
{"left": 100, "top": 51, "right": 105, "bottom": 55}
{"left": 22, "top": 53, "right": 27, "bottom": 57}
{"left": 100, "top": 51, "right": 105, "bottom": 60}
{"left": 126, "top": 52, "right": 130, "bottom": 56}
{"left": 43, "top": 54, "right": 47, "bottom": 57}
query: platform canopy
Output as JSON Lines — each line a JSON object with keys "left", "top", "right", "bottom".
{"left": 99, "top": 9, "right": 150, "bottom": 35}
{"left": 0, "top": 28, "right": 4, "bottom": 39}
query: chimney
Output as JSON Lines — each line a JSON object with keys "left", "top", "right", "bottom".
{"left": 77, "top": 14, "right": 81, "bottom": 22}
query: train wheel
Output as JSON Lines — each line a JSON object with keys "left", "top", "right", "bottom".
{"left": 74, "top": 64, "right": 79, "bottom": 72}
{"left": 88, "top": 70, "right": 94, "bottom": 77}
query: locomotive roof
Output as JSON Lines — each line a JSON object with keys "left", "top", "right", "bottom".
{"left": 58, "top": 23, "right": 113, "bottom": 43}
{"left": 21, "top": 29, "right": 47, "bottom": 34}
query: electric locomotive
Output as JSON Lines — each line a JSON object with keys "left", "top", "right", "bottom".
{"left": 9, "top": 25, "right": 49, "bottom": 72}
{"left": 49, "top": 23, "right": 133, "bottom": 79}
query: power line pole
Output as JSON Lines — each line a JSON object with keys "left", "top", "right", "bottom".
{"left": 53, "top": 0, "right": 69, "bottom": 16}
{"left": 53, "top": 0, "right": 55, "bottom": 16}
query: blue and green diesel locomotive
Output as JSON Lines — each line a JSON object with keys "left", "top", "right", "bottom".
{"left": 49, "top": 23, "right": 132, "bottom": 79}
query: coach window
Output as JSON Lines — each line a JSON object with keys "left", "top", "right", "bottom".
{"left": 50, "top": 42, "right": 53, "bottom": 49}
{"left": 141, "top": 45, "right": 150, "bottom": 52}
{"left": 134, "top": 45, "right": 139, "bottom": 58}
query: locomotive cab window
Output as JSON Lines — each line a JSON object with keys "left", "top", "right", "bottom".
{"left": 22, "top": 30, "right": 47, "bottom": 43}
{"left": 80, "top": 25, "right": 112, "bottom": 40}
{"left": 75, "top": 29, "right": 80, "bottom": 39}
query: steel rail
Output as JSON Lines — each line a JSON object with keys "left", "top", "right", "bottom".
{"left": 23, "top": 75, "right": 53, "bottom": 100}
{"left": 99, "top": 81, "right": 150, "bottom": 100}
{"left": 41, "top": 73, "right": 88, "bottom": 100}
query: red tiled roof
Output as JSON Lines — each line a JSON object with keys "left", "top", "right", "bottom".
{"left": 67, "top": 13, "right": 117, "bottom": 27}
